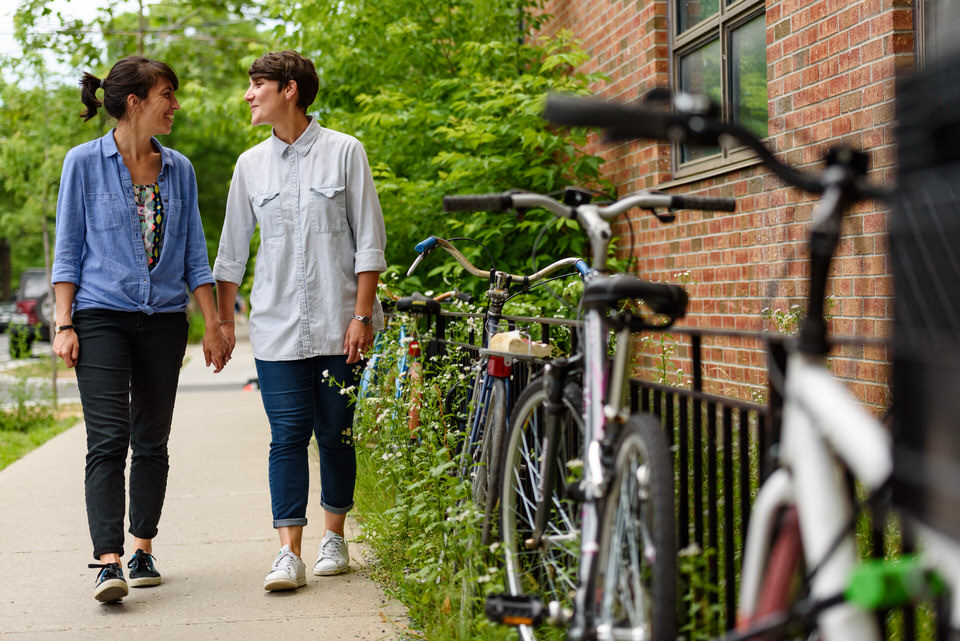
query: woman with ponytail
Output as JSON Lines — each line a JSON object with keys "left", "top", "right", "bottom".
{"left": 51, "top": 56, "right": 230, "bottom": 603}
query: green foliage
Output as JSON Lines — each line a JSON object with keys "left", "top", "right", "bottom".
{"left": 350, "top": 318, "right": 507, "bottom": 640}
{"left": 0, "top": 358, "right": 56, "bottom": 434}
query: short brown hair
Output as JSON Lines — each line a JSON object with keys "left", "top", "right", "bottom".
{"left": 248, "top": 50, "right": 319, "bottom": 112}
{"left": 79, "top": 56, "right": 179, "bottom": 122}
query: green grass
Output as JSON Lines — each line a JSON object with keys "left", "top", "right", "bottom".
{"left": 0, "top": 406, "right": 82, "bottom": 470}
{"left": 3, "top": 357, "right": 69, "bottom": 379}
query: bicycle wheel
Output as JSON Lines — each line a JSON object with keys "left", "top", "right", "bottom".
{"left": 481, "top": 378, "right": 508, "bottom": 544}
{"left": 736, "top": 506, "right": 808, "bottom": 641}
{"left": 501, "top": 375, "right": 584, "bottom": 641}
{"left": 593, "top": 413, "right": 677, "bottom": 641}
{"left": 457, "top": 368, "right": 486, "bottom": 489}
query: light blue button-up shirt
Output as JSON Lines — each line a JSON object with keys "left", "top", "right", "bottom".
{"left": 213, "top": 118, "right": 387, "bottom": 360}
{"left": 52, "top": 130, "right": 214, "bottom": 313}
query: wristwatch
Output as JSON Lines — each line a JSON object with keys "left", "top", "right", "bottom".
{"left": 55, "top": 324, "right": 74, "bottom": 334}
{"left": 352, "top": 314, "right": 371, "bottom": 325}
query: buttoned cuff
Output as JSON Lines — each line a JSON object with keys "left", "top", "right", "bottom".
{"left": 213, "top": 257, "right": 247, "bottom": 285}
{"left": 354, "top": 249, "right": 386, "bottom": 274}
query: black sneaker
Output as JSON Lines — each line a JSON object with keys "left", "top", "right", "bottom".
{"left": 127, "top": 549, "right": 162, "bottom": 587}
{"left": 89, "top": 562, "right": 128, "bottom": 602}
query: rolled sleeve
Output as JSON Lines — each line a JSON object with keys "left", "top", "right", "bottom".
{"left": 52, "top": 148, "right": 85, "bottom": 285}
{"left": 345, "top": 142, "right": 387, "bottom": 275}
{"left": 181, "top": 162, "right": 215, "bottom": 292}
{"left": 213, "top": 162, "right": 256, "bottom": 285}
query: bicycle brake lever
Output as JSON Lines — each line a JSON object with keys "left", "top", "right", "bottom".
{"left": 406, "top": 254, "right": 425, "bottom": 277}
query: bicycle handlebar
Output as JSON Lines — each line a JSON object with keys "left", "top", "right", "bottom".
{"left": 443, "top": 190, "right": 735, "bottom": 218}
{"left": 407, "top": 235, "right": 589, "bottom": 284}
{"left": 542, "top": 93, "right": 891, "bottom": 202}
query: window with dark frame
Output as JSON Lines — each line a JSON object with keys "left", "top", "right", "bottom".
{"left": 673, "top": 0, "right": 767, "bottom": 174}
{"left": 917, "top": 0, "right": 960, "bottom": 69}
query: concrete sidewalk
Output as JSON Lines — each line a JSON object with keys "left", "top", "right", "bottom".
{"left": 0, "top": 324, "right": 404, "bottom": 640}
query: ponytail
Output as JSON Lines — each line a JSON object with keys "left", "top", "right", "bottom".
{"left": 79, "top": 72, "right": 102, "bottom": 121}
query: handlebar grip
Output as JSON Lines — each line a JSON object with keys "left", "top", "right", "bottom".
{"left": 414, "top": 236, "right": 439, "bottom": 253}
{"left": 543, "top": 94, "right": 673, "bottom": 139}
{"left": 670, "top": 194, "right": 736, "bottom": 212}
{"left": 574, "top": 260, "right": 591, "bottom": 278}
{"left": 442, "top": 193, "right": 514, "bottom": 212}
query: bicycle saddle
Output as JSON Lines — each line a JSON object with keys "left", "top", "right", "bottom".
{"left": 395, "top": 292, "right": 442, "bottom": 314}
{"left": 582, "top": 274, "right": 688, "bottom": 325}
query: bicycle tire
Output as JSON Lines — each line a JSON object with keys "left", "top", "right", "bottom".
{"left": 481, "top": 378, "right": 509, "bottom": 545}
{"left": 458, "top": 368, "right": 487, "bottom": 490}
{"left": 501, "top": 375, "right": 584, "bottom": 641}
{"left": 737, "top": 506, "right": 808, "bottom": 641}
{"left": 593, "top": 414, "right": 677, "bottom": 641}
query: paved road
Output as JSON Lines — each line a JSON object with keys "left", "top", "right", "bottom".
{"left": 0, "top": 325, "right": 405, "bottom": 640}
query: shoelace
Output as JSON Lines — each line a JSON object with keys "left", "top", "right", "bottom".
{"left": 88, "top": 562, "right": 123, "bottom": 580}
{"left": 127, "top": 551, "right": 155, "bottom": 572}
{"left": 272, "top": 550, "right": 299, "bottom": 572}
{"left": 319, "top": 536, "right": 344, "bottom": 562}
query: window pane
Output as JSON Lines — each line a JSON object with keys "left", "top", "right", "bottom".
{"left": 679, "top": 38, "right": 722, "bottom": 162}
{"left": 731, "top": 14, "right": 768, "bottom": 138}
{"left": 677, "top": 0, "right": 719, "bottom": 33}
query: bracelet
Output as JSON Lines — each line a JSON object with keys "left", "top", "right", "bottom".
{"left": 218, "top": 320, "right": 235, "bottom": 326}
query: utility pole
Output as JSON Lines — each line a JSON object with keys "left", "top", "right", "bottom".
{"left": 138, "top": 0, "right": 146, "bottom": 54}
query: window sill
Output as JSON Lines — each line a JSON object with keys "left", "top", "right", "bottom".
{"left": 657, "top": 154, "right": 765, "bottom": 190}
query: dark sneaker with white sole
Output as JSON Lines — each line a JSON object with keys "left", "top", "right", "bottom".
{"left": 89, "top": 562, "right": 128, "bottom": 602}
{"left": 127, "top": 549, "right": 162, "bottom": 587}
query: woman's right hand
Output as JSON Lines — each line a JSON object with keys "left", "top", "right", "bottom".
{"left": 53, "top": 329, "right": 79, "bottom": 368}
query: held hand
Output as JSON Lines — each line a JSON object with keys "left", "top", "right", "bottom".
{"left": 344, "top": 320, "right": 373, "bottom": 364}
{"left": 220, "top": 322, "right": 237, "bottom": 357}
{"left": 53, "top": 330, "right": 79, "bottom": 368}
{"left": 203, "top": 326, "right": 231, "bottom": 373}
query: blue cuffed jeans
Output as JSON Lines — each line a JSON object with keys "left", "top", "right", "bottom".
{"left": 74, "top": 309, "right": 188, "bottom": 560}
{"left": 255, "top": 355, "right": 362, "bottom": 528}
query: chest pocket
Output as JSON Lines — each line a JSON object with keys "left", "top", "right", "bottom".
{"left": 251, "top": 191, "right": 283, "bottom": 239}
{"left": 86, "top": 193, "right": 123, "bottom": 232}
{"left": 308, "top": 184, "right": 347, "bottom": 233}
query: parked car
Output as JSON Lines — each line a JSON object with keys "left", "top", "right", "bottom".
{"left": 9, "top": 268, "right": 53, "bottom": 358}
{"left": 0, "top": 299, "right": 14, "bottom": 333}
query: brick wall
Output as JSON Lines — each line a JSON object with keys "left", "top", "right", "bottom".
{"left": 537, "top": 0, "right": 914, "bottom": 408}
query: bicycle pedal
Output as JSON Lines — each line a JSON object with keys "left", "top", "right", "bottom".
{"left": 485, "top": 594, "right": 547, "bottom": 626}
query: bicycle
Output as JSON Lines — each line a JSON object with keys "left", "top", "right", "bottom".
{"left": 538, "top": 90, "right": 960, "bottom": 640}
{"left": 442, "top": 187, "right": 735, "bottom": 641}
{"left": 407, "top": 234, "right": 590, "bottom": 545}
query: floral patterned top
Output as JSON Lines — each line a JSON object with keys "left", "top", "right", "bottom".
{"left": 133, "top": 183, "right": 165, "bottom": 269}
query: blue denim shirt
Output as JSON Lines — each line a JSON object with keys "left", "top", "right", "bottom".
{"left": 53, "top": 130, "right": 214, "bottom": 314}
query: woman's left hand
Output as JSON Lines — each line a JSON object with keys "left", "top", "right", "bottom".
{"left": 343, "top": 319, "right": 373, "bottom": 364}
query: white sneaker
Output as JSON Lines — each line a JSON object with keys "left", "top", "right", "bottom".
{"left": 313, "top": 530, "right": 349, "bottom": 576}
{"left": 263, "top": 544, "right": 306, "bottom": 591}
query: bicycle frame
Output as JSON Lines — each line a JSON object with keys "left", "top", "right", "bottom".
{"left": 738, "top": 350, "right": 892, "bottom": 640}
{"left": 446, "top": 189, "right": 734, "bottom": 640}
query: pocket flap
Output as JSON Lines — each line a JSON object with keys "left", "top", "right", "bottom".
{"left": 309, "top": 184, "right": 346, "bottom": 199}
{"left": 252, "top": 191, "right": 280, "bottom": 207}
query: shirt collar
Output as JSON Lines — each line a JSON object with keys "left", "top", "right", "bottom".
{"left": 269, "top": 116, "right": 321, "bottom": 157}
{"left": 100, "top": 129, "right": 173, "bottom": 170}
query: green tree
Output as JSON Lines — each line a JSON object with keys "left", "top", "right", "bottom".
{"left": 259, "top": 0, "right": 608, "bottom": 298}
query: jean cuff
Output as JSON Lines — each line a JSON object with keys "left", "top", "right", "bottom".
{"left": 321, "top": 501, "right": 353, "bottom": 515}
{"left": 273, "top": 517, "right": 308, "bottom": 528}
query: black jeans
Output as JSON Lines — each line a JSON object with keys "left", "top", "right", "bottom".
{"left": 74, "top": 309, "right": 188, "bottom": 559}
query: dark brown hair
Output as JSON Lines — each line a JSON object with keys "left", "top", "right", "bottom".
{"left": 248, "top": 50, "right": 319, "bottom": 112}
{"left": 80, "top": 56, "right": 179, "bottom": 122}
